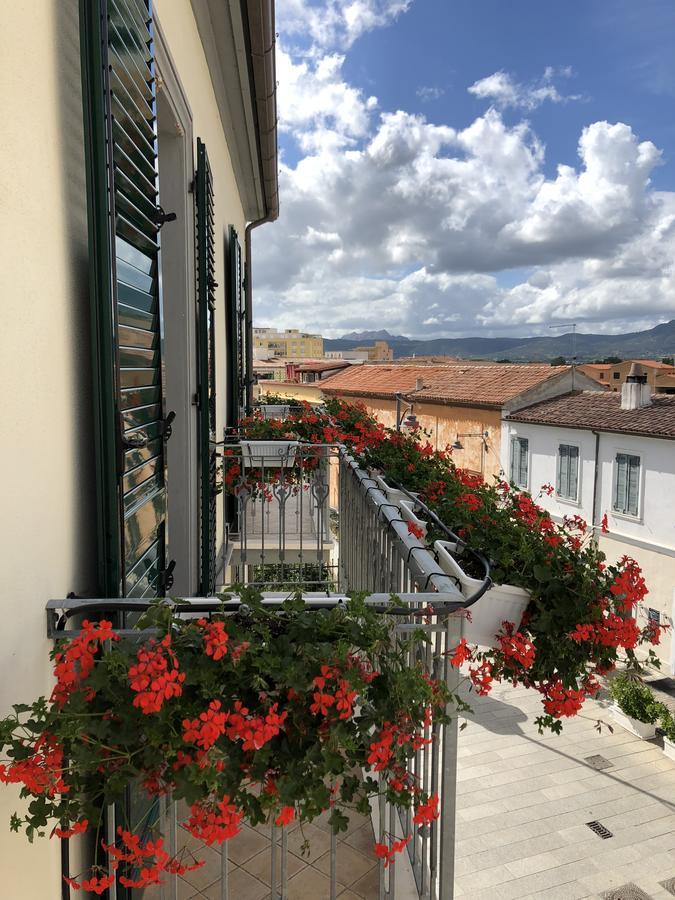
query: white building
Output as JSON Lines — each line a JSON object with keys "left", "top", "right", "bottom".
{"left": 503, "top": 370, "right": 675, "bottom": 673}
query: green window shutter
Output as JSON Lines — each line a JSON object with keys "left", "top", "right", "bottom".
{"left": 510, "top": 437, "right": 519, "bottom": 484}
{"left": 227, "top": 226, "right": 245, "bottom": 425}
{"left": 614, "top": 454, "right": 628, "bottom": 512}
{"left": 81, "top": 0, "right": 170, "bottom": 598}
{"left": 557, "top": 444, "right": 569, "bottom": 497}
{"left": 519, "top": 438, "right": 529, "bottom": 487}
{"left": 196, "top": 139, "right": 217, "bottom": 596}
{"left": 568, "top": 446, "right": 579, "bottom": 499}
{"left": 627, "top": 455, "right": 640, "bottom": 516}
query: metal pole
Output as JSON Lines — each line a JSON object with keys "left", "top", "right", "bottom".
{"left": 439, "top": 614, "right": 461, "bottom": 899}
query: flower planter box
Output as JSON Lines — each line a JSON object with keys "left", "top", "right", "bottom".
{"left": 259, "top": 404, "right": 290, "bottom": 420}
{"left": 663, "top": 737, "right": 675, "bottom": 761}
{"left": 399, "top": 500, "right": 428, "bottom": 538}
{"left": 240, "top": 440, "right": 298, "bottom": 468}
{"left": 435, "top": 540, "right": 530, "bottom": 648}
{"left": 373, "top": 474, "right": 418, "bottom": 507}
{"left": 609, "top": 704, "right": 657, "bottom": 740}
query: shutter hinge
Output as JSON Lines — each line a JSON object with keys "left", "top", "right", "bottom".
{"left": 192, "top": 393, "right": 201, "bottom": 409}
{"left": 153, "top": 205, "right": 177, "bottom": 228}
{"left": 161, "top": 410, "right": 176, "bottom": 441}
{"left": 161, "top": 560, "right": 176, "bottom": 593}
{"left": 188, "top": 179, "right": 195, "bottom": 194}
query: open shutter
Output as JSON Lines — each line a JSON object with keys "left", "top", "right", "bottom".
{"left": 519, "top": 439, "right": 529, "bottom": 487}
{"left": 227, "top": 226, "right": 245, "bottom": 424}
{"left": 196, "top": 139, "right": 218, "bottom": 596}
{"left": 568, "top": 446, "right": 579, "bottom": 499}
{"left": 557, "top": 445, "right": 568, "bottom": 497}
{"left": 614, "top": 454, "right": 628, "bottom": 511}
{"left": 627, "top": 455, "right": 640, "bottom": 516}
{"left": 81, "top": 0, "right": 171, "bottom": 598}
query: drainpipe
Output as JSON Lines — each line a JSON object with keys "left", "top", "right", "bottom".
{"left": 591, "top": 430, "right": 600, "bottom": 538}
{"left": 242, "top": 0, "right": 279, "bottom": 410}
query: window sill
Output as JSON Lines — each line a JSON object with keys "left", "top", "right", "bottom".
{"left": 556, "top": 494, "right": 581, "bottom": 508}
{"left": 610, "top": 510, "right": 643, "bottom": 526}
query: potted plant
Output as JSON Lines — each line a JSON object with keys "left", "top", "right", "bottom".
{"left": 608, "top": 673, "right": 661, "bottom": 739}
{"left": 658, "top": 706, "right": 675, "bottom": 760}
{"left": 435, "top": 540, "right": 529, "bottom": 647}
{"left": 0, "top": 591, "right": 450, "bottom": 892}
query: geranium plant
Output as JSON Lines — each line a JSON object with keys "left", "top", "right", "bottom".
{"left": 231, "top": 398, "right": 663, "bottom": 733}
{"left": 0, "top": 590, "right": 453, "bottom": 891}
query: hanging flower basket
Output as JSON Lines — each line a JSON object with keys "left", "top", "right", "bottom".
{"left": 240, "top": 439, "right": 298, "bottom": 468}
{"left": 435, "top": 540, "right": 530, "bottom": 647}
{"left": 0, "top": 592, "right": 448, "bottom": 892}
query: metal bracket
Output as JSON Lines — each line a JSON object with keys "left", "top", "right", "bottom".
{"left": 153, "top": 205, "right": 177, "bottom": 228}
{"left": 161, "top": 410, "right": 176, "bottom": 441}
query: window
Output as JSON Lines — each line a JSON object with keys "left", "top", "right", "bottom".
{"left": 613, "top": 372, "right": 620, "bottom": 380}
{"left": 557, "top": 444, "right": 579, "bottom": 500}
{"left": 613, "top": 453, "right": 640, "bottom": 516}
{"left": 599, "top": 373, "right": 605, "bottom": 380}
{"left": 510, "top": 437, "right": 529, "bottom": 487}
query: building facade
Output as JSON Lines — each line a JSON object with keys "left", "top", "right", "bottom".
{"left": 579, "top": 360, "right": 675, "bottom": 392}
{"left": 0, "top": 1, "right": 278, "bottom": 895}
{"left": 253, "top": 327, "right": 324, "bottom": 358}
{"left": 504, "top": 386, "right": 675, "bottom": 673}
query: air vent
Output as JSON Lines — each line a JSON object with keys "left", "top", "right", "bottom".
{"left": 584, "top": 754, "right": 613, "bottom": 770}
{"left": 586, "top": 820, "right": 613, "bottom": 839}
{"left": 601, "top": 885, "right": 652, "bottom": 899}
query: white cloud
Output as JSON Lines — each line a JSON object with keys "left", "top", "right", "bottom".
{"left": 416, "top": 85, "right": 445, "bottom": 102}
{"left": 278, "top": 0, "right": 412, "bottom": 50}
{"left": 468, "top": 67, "right": 583, "bottom": 111}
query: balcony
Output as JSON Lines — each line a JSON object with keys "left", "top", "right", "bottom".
{"left": 47, "top": 437, "right": 488, "bottom": 900}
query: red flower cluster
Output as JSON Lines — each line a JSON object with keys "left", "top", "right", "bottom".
{"left": 610, "top": 557, "right": 648, "bottom": 611}
{"left": 496, "top": 625, "right": 535, "bottom": 669}
{"left": 224, "top": 700, "right": 287, "bottom": 751}
{"left": 101, "top": 826, "right": 204, "bottom": 889}
{"left": 52, "top": 619, "right": 119, "bottom": 706}
{"left": 184, "top": 796, "right": 243, "bottom": 845}
{"left": 128, "top": 635, "right": 185, "bottom": 714}
{"left": 197, "top": 618, "right": 229, "bottom": 660}
{"left": 309, "top": 665, "right": 358, "bottom": 720}
{"left": 182, "top": 700, "right": 228, "bottom": 751}
{"left": 468, "top": 660, "right": 494, "bottom": 696}
{"left": 275, "top": 805, "right": 295, "bottom": 827}
{"left": 406, "top": 521, "right": 425, "bottom": 540}
{"left": 64, "top": 873, "right": 115, "bottom": 894}
{"left": 540, "top": 680, "right": 585, "bottom": 718}
{"left": 413, "top": 793, "right": 439, "bottom": 826}
{"left": 0, "top": 732, "right": 69, "bottom": 798}
{"left": 374, "top": 834, "right": 411, "bottom": 867}
{"left": 449, "top": 638, "right": 472, "bottom": 668}
{"left": 367, "top": 722, "right": 396, "bottom": 771}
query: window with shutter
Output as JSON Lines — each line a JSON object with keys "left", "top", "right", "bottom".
{"left": 557, "top": 444, "right": 579, "bottom": 500}
{"left": 510, "top": 437, "right": 528, "bottom": 488}
{"left": 196, "top": 139, "right": 217, "bottom": 596}
{"left": 81, "top": 0, "right": 172, "bottom": 599}
{"left": 613, "top": 453, "right": 640, "bottom": 516}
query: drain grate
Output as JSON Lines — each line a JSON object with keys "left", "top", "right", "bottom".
{"left": 584, "top": 754, "right": 613, "bottom": 770}
{"left": 586, "top": 820, "right": 613, "bottom": 839}
{"left": 601, "top": 885, "right": 652, "bottom": 900}
{"left": 660, "top": 877, "right": 675, "bottom": 896}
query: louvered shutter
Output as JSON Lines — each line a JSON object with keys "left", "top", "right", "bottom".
{"left": 510, "top": 437, "right": 519, "bottom": 485}
{"left": 227, "top": 226, "right": 245, "bottom": 424}
{"left": 568, "top": 446, "right": 579, "bottom": 499}
{"left": 81, "top": 0, "right": 171, "bottom": 598}
{"left": 518, "top": 439, "right": 529, "bottom": 487}
{"left": 614, "top": 454, "right": 628, "bottom": 512}
{"left": 196, "top": 139, "right": 217, "bottom": 595}
{"left": 626, "top": 455, "right": 640, "bottom": 516}
{"left": 557, "top": 445, "right": 568, "bottom": 497}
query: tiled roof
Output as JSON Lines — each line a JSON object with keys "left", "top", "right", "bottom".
{"left": 320, "top": 364, "right": 573, "bottom": 407}
{"left": 507, "top": 391, "right": 675, "bottom": 439}
{"left": 296, "top": 360, "right": 351, "bottom": 372}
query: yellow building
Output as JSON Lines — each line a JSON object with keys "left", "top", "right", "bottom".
{"left": 0, "top": 1, "right": 277, "bottom": 895}
{"left": 253, "top": 327, "right": 324, "bottom": 357}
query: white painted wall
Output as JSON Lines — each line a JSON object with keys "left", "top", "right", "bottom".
{"left": 502, "top": 420, "right": 675, "bottom": 671}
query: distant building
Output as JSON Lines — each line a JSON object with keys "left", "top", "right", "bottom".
{"left": 285, "top": 360, "right": 351, "bottom": 383}
{"left": 504, "top": 367, "right": 675, "bottom": 672}
{"left": 326, "top": 341, "right": 393, "bottom": 361}
{"left": 325, "top": 349, "right": 370, "bottom": 361}
{"left": 579, "top": 359, "right": 674, "bottom": 392}
{"left": 320, "top": 364, "right": 601, "bottom": 479}
{"left": 253, "top": 328, "right": 323, "bottom": 358}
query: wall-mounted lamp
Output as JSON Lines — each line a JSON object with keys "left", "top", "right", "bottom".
{"left": 452, "top": 431, "right": 489, "bottom": 451}
{"left": 395, "top": 392, "right": 414, "bottom": 431}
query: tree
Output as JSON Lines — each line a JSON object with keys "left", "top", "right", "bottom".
{"left": 550, "top": 356, "right": 567, "bottom": 366}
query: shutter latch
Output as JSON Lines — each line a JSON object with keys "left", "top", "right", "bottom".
{"left": 153, "top": 205, "right": 177, "bottom": 228}
{"left": 161, "top": 410, "right": 176, "bottom": 441}
{"left": 161, "top": 560, "right": 176, "bottom": 593}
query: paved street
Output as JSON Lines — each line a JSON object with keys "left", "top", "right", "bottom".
{"left": 455, "top": 681, "right": 675, "bottom": 900}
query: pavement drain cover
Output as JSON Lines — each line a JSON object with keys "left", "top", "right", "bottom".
{"left": 586, "top": 820, "right": 613, "bottom": 839}
{"left": 660, "top": 877, "right": 675, "bottom": 896}
{"left": 584, "top": 754, "right": 613, "bottom": 770}
{"left": 601, "top": 885, "right": 653, "bottom": 900}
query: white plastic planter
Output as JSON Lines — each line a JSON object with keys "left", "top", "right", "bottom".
{"left": 435, "top": 540, "right": 530, "bottom": 648}
{"left": 399, "top": 500, "right": 428, "bottom": 537}
{"left": 240, "top": 440, "right": 298, "bottom": 469}
{"left": 259, "top": 404, "right": 290, "bottom": 420}
{"left": 373, "top": 474, "right": 419, "bottom": 507}
{"left": 663, "top": 737, "right": 675, "bottom": 761}
{"left": 609, "top": 704, "right": 657, "bottom": 740}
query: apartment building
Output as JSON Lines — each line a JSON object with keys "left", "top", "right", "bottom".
{"left": 579, "top": 359, "right": 675, "bottom": 391}
{"left": 504, "top": 369, "right": 675, "bottom": 672}
{"left": 253, "top": 327, "right": 324, "bottom": 358}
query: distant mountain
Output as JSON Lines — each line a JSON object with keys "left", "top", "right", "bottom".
{"left": 339, "top": 329, "right": 410, "bottom": 342}
{"left": 324, "top": 319, "right": 675, "bottom": 362}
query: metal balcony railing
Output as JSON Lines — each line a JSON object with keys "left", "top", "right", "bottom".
{"left": 47, "top": 439, "right": 491, "bottom": 900}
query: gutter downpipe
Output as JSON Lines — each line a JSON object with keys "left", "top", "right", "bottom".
{"left": 242, "top": 0, "right": 279, "bottom": 412}
{"left": 591, "top": 430, "right": 600, "bottom": 539}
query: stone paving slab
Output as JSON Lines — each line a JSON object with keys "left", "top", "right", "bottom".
{"left": 455, "top": 681, "right": 675, "bottom": 899}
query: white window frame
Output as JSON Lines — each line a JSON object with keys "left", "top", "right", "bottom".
{"left": 556, "top": 442, "right": 580, "bottom": 504}
{"left": 510, "top": 435, "right": 529, "bottom": 489}
{"left": 612, "top": 451, "right": 642, "bottom": 520}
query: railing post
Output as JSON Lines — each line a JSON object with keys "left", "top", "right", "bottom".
{"left": 439, "top": 614, "right": 462, "bottom": 900}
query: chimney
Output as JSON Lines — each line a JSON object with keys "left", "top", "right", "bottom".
{"left": 415, "top": 377, "right": 424, "bottom": 391}
{"left": 621, "top": 363, "right": 651, "bottom": 410}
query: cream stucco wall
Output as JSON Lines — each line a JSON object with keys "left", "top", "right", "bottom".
{"left": 0, "top": 2, "right": 94, "bottom": 895}
{"left": 0, "top": 2, "right": 255, "bottom": 895}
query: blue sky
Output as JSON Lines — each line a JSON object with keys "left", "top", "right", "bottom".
{"left": 253, "top": 0, "right": 675, "bottom": 339}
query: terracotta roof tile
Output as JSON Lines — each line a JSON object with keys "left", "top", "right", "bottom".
{"left": 321, "top": 364, "right": 573, "bottom": 407}
{"left": 507, "top": 391, "right": 675, "bottom": 439}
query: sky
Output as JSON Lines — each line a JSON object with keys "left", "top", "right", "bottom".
{"left": 252, "top": 0, "right": 675, "bottom": 340}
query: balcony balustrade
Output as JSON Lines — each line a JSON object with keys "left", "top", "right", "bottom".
{"left": 47, "top": 437, "right": 489, "bottom": 900}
